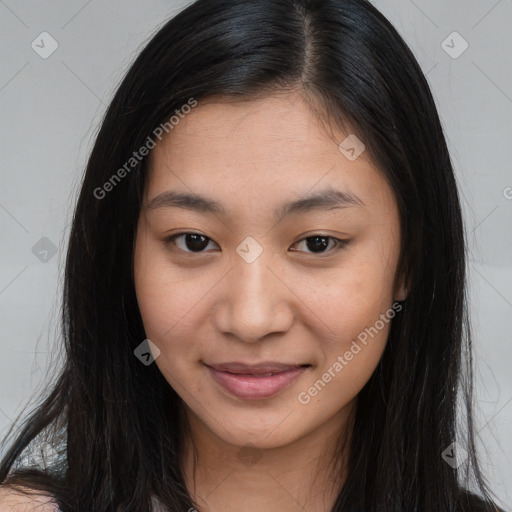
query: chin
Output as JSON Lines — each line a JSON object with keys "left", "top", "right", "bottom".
{"left": 211, "top": 414, "right": 306, "bottom": 451}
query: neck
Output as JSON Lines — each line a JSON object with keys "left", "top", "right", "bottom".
{"left": 179, "top": 400, "right": 355, "bottom": 512}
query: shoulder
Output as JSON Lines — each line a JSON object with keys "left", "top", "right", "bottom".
{"left": 0, "top": 485, "right": 59, "bottom": 511}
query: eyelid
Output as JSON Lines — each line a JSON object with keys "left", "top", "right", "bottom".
{"left": 289, "top": 235, "right": 349, "bottom": 255}
{"left": 164, "top": 232, "right": 219, "bottom": 253}
{"left": 163, "top": 231, "right": 350, "bottom": 255}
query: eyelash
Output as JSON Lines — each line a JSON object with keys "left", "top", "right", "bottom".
{"left": 163, "top": 232, "right": 349, "bottom": 256}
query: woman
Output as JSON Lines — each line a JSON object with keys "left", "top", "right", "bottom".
{"left": 0, "top": 0, "right": 505, "bottom": 510}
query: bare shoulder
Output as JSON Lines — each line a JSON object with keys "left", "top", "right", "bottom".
{"left": 0, "top": 486, "right": 58, "bottom": 511}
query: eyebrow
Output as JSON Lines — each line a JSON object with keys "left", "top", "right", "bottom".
{"left": 146, "top": 186, "right": 365, "bottom": 218}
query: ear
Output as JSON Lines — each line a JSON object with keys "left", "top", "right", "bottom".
{"left": 394, "top": 269, "right": 409, "bottom": 302}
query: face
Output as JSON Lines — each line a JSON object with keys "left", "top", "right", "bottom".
{"left": 133, "top": 91, "right": 406, "bottom": 451}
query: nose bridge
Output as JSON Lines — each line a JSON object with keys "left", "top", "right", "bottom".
{"left": 214, "top": 237, "right": 292, "bottom": 342}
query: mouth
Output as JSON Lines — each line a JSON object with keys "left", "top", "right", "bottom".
{"left": 204, "top": 361, "right": 311, "bottom": 399}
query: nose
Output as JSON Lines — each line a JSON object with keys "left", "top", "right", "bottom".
{"left": 212, "top": 247, "right": 294, "bottom": 343}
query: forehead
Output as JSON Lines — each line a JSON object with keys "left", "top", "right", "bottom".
{"left": 145, "top": 91, "right": 395, "bottom": 215}
{"left": 152, "top": 92, "right": 344, "bottom": 164}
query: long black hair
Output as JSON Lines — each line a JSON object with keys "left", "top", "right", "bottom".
{"left": 0, "top": 0, "right": 503, "bottom": 510}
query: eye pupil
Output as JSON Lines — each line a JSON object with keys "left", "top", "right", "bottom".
{"left": 306, "top": 236, "right": 329, "bottom": 253}
{"left": 170, "top": 233, "right": 343, "bottom": 255}
{"left": 185, "top": 233, "right": 209, "bottom": 252}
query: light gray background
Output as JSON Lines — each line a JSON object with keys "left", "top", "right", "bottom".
{"left": 0, "top": 0, "right": 510, "bottom": 508}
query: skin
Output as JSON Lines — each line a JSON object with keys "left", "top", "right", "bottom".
{"left": 0, "top": 486, "right": 58, "bottom": 511}
{"left": 133, "top": 90, "right": 407, "bottom": 512}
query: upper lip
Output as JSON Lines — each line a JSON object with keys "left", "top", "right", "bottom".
{"left": 205, "top": 362, "right": 310, "bottom": 375}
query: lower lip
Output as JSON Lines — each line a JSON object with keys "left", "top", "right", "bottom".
{"left": 206, "top": 365, "right": 308, "bottom": 400}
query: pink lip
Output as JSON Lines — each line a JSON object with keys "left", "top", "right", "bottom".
{"left": 205, "top": 362, "right": 309, "bottom": 400}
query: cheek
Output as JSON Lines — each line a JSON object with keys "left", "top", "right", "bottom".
{"left": 299, "top": 240, "right": 398, "bottom": 396}
{"left": 134, "top": 231, "right": 205, "bottom": 339}
{"left": 300, "top": 297, "right": 393, "bottom": 412}
{"left": 133, "top": 234, "right": 192, "bottom": 364}
{"left": 133, "top": 235, "right": 222, "bottom": 396}
{"left": 302, "top": 252, "right": 397, "bottom": 345}
{"left": 134, "top": 263, "right": 201, "bottom": 394}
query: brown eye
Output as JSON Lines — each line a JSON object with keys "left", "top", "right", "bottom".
{"left": 165, "top": 233, "right": 219, "bottom": 253}
{"left": 164, "top": 232, "right": 348, "bottom": 256}
{"left": 290, "top": 235, "right": 348, "bottom": 255}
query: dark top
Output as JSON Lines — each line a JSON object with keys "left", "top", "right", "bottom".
{"left": 459, "top": 490, "right": 506, "bottom": 512}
